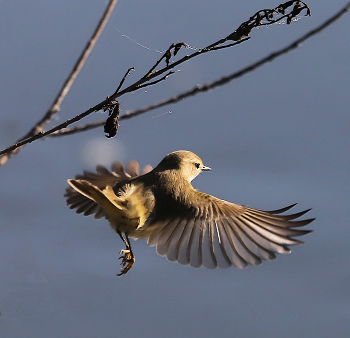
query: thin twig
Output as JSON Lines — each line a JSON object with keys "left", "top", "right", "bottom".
{"left": 0, "top": 0, "right": 118, "bottom": 166}
{"left": 203, "top": 38, "right": 251, "bottom": 52}
{"left": 113, "top": 38, "right": 250, "bottom": 100}
{"left": 50, "top": 120, "right": 105, "bottom": 137}
{"left": 143, "top": 44, "right": 174, "bottom": 78}
{"left": 14, "top": 1, "right": 350, "bottom": 140}
{"left": 136, "top": 71, "right": 175, "bottom": 90}
{"left": 115, "top": 67, "right": 135, "bottom": 93}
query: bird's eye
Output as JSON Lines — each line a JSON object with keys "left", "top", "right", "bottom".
{"left": 195, "top": 163, "right": 200, "bottom": 169}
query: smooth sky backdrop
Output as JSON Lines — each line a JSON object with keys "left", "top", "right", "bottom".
{"left": 1, "top": 1, "right": 349, "bottom": 337}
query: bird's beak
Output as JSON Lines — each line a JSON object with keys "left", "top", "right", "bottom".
{"left": 201, "top": 165, "right": 211, "bottom": 171}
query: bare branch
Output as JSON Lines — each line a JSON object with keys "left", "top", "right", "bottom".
{"left": 112, "top": 38, "right": 250, "bottom": 100}
{"left": 0, "top": 0, "right": 119, "bottom": 166}
{"left": 110, "top": 2, "right": 350, "bottom": 121}
{"left": 107, "top": 0, "right": 312, "bottom": 97}
{"left": 9, "top": 1, "right": 349, "bottom": 142}
{"left": 0, "top": 1, "right": 322, "bottom": 157}
{"left": 49, "top": 120, "right": 105, "bottom": 137}
{"left": 108, "top": 1, "right": 311, "bottom": 99}
{"left": 0, "top": 97, "right": 112, "bottom": 156}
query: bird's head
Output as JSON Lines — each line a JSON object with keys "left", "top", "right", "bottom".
{"left": 156, "top": 150, "right": 211, "bottom": 182}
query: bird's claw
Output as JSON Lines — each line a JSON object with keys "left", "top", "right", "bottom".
{"left": 117, "top": 249, "right": 135, "bottom": 276}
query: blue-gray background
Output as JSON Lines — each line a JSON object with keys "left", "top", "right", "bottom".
{"left": 1, "top": 1, "right": 349, "bottom": 337}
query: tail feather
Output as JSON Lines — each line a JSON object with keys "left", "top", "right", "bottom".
{"left": 67, "top": 179, "right": 126, "bottom": 211}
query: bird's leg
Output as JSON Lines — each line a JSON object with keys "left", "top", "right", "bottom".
{"left": 116, "top": 232, "right": 135, "bottom": 276}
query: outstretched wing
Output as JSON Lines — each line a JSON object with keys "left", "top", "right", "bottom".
{"left": 146, "top": 195, "right": 314, "bottom": 269}
{"left": 65, "top": 161, "right": 152, "bottom": 219}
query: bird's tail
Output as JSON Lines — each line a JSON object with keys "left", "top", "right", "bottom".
{"left": 67, "top": 179, "right": 126, "bottom": 212}
{"left": 68, "top": 179, "right": 152, "bottom": 231}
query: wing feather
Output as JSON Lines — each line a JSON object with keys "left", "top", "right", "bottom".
{"left": 247, "top": 207, "right": 314, "bottom": 224}
{"left": 234, "top": 216, "right": 291, "bottom": 254}
{"left": 226, "top": 218, "right": 262, "bottom": 266}
{"left": 237, "top": 215, "right": 303, "bottom": 246}
{"left": 175, "top": 218, "right": 193, "bottom": 264}
{"left": 146, "top": 192, "right": 313, "bottom": 269}
{"left": 241, "top": 213, "right": 311, "bottom": 237}
{"left": 213, "top": 221, "right": 233, "bottom": 268}
{"left": 187, "top": 219, "right": 204, "bottom": 268}
{"left": 201, "top": 221, "right": 217, "bottom": 269}
{"left": 221, "top": 219, "right": 248, "bottom": 268}
{"left": 156, "top": 219, "right": 182, "bottom": 256}
{"left": 166, "top": 219, "right": 189, "bottom": 262}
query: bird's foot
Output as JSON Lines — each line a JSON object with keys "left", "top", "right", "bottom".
{"left": 117, "top": 249, "right": 135, "bottom": 276}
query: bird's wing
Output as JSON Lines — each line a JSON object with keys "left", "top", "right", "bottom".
{"left": 65, "top": 161, "right": 152, "bottom": 219}
{"left": 146, "top": 194, "right": 314, "bottom": 269}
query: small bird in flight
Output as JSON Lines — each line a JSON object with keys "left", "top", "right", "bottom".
{"left": 65, "top": 150, "right": 314, "bottom": 276}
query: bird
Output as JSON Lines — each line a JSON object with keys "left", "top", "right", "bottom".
{"left": 65, "top": 150, "right": 314, "bottom": 276}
